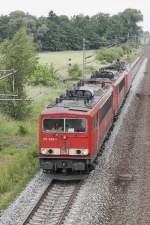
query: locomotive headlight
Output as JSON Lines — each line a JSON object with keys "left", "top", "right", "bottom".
{"left": 82, "top": 149, "right": 88, "bottom": 156}
{"left": 41, "top": 148, "right": 60, "bottom": 155}
{"left": 69, "top": 148, "right": 88, "bottom": 156}
{"left": 41, "top": 148, "right": 49, "bottom": 155}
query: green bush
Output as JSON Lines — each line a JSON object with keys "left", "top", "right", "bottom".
{"left": 96, "top": 47, "right": 124, "bottom": 63}
{"left": 17, "top": 124, "right": 28, "bottom": 136}
{"left": 29, "top": 63, "right": 60, "bottom": 86}
{"left": 0, "top": 98, "right": 32, "bottom": 121}
{"left": 68, "top": 64, "right": 82, "bottom": 79}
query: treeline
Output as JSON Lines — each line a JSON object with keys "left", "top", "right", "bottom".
{"left": 0, "top": 8, "right": 143, "bottom": 51}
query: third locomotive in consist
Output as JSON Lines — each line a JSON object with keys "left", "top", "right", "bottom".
{"left": 38, "top": 60, "right": 134, "bottom": 178}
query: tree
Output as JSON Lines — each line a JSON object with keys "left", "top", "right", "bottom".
{"left": 0, "top": 9, "right": 144, "bottom": 51}
{"left": 91, "top": 13, "right": 110, "bottom": 37}
{"left": 119, "top": 9, "right": 143, "bottom": 38}
{"left": 0, "top": 28, "right": 37, "bottom": 119}
{"left": 0, "top": 15, "right": 10, "bottom": 41}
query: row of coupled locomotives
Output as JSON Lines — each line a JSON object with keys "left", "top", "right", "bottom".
{"left": 38, "top": 60, "right": 134, "bottom": 179}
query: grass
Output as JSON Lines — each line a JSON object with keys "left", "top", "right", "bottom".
{"left": 0, "top": 112, "right": 38, "bottom": 209}
{"left": 38, "top": 47, "right": 141, "bottom": 79}
{"left": 0, "top": 146, "right": 38, "bottom": 209}
{"left": 38, "top": 50, "right": 100, "bottom": 78}
{"left": 38, "top": 50, "right": 96, "bottom": 68}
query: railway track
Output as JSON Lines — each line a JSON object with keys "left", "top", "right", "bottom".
{"left": 21, "top": 180, "right": 82, "bottom": 225}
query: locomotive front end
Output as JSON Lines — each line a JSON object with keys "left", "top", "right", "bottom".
{"left": 39, "top": 113, "right": 91, "bottom": 173}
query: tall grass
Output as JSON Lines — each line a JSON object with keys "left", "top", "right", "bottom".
{"left": 0, "top": 146, "right": 38, "bottom": 209}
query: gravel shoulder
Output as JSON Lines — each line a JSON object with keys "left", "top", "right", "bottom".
{"left": 0, "top": 172, "right": 52, "bottom": 225}
{"left": 106, "top": 49, "right": 150, "bottom": 225}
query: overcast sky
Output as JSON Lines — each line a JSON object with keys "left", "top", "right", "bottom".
{"left": 0, "top": 0, "right": 149, "bottom": 31}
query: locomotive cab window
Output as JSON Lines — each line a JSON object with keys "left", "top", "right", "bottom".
{"left": 66, "top": 119, "right": 86, "bottom": 132}
{"left": 43, "top": 119, "right": 64, "bottom": 131}
{"left": 43, "top": 118, "right": 86, "bottom": 132}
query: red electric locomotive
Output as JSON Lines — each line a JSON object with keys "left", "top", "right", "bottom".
{"left": 38, "top": 61, "right": 129, "bottom": 178}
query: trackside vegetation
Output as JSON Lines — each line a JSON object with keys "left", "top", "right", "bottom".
{"left": 96, "top": 47, "right": 124, "bottom": 63}
{"left": 68, "top": 64, "right": 82, "bottom": 79}
{"left": 29, "top": 63, "right": 60, "bottom": 86}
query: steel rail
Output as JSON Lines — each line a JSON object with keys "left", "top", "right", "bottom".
{"left": 21, "top": 179, "right": 54, "bottom": 225}
{"left": 21, "top": 180, "right": 82, "bottom": 225}
{"left": 56, "top": 181, "right": 82, "bottom": 225}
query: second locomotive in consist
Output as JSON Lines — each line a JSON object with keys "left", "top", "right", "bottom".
{"left": 38, "top": 60, "right": 134, "bottom": 176}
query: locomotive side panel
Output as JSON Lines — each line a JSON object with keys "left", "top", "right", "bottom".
{"left": 114, "top": 74, "right": 127, "bottom": 113}
{"left": 90, "top": 94, "right": 113, "bottom": 158}
{"left": 118, "top": 77, "right": 125, "bottom": 108}
{"left": 98, "top": 95, "right": 113, "bottom": 148}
